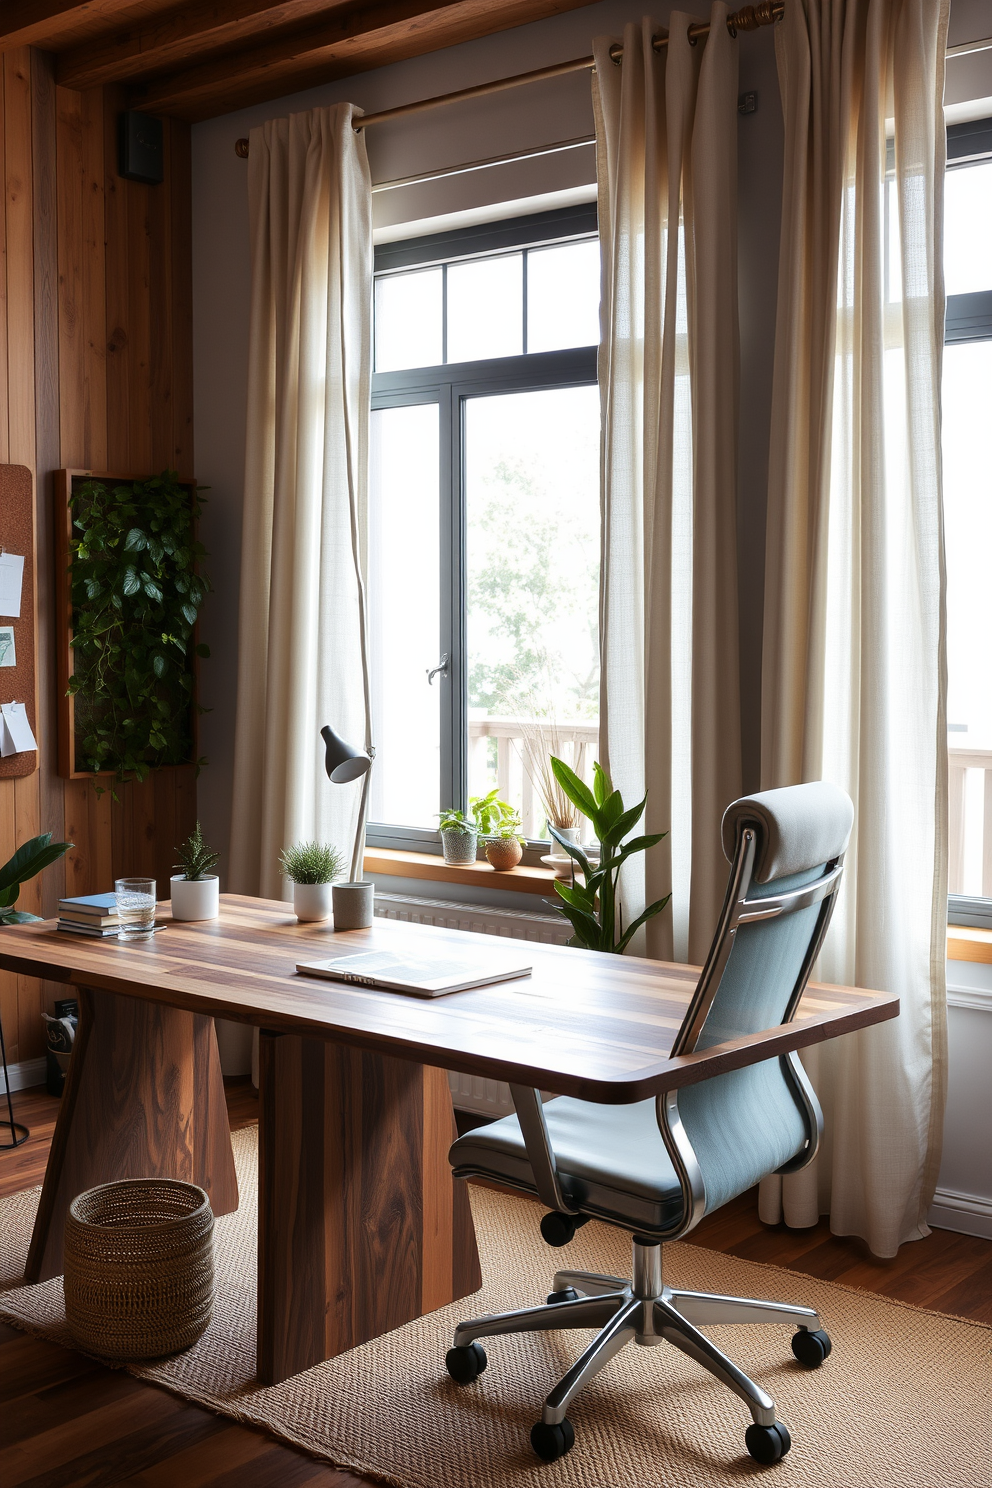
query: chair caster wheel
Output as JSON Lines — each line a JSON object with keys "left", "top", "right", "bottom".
{"left": 745, "top": 1421, "right": 791, "bottom": 1464}
{"left": 547, "top": 1286, "right": 581, "bottom": 1305}
{"left": 445, "top": 1342, "right": 487, "bottom": 1384}
{"left": 540, "top": 1211, "right": 588, "bottom": 1247}
{"left": 791, "top": 1327, "right": 832, "bottom": 1368}
{"left": 531, "top": 1418, "right": 575, "bottom": 1462}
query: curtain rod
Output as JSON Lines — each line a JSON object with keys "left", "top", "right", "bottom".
{"left": 234, "top": 0, "right": 782, "bottom": 158}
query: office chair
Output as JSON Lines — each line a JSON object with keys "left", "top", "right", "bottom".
{"left": 445, "top": 781, "right": 854, "bottom": 1466}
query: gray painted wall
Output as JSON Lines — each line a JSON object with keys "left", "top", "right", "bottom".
{"left": 190, "top": 2, "right": 784, "bottom": 874}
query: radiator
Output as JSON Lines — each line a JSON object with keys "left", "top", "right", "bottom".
{"left": 373, "top": 891, "right": 568, "bottom": 1116}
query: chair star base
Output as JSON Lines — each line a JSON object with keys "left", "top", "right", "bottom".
{"left": 447, "top": 1237, "right": 828, "bottom": 1466}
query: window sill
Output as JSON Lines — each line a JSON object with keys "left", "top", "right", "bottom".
{"left": 947, "top": 925, "right": 992, "bottom": 965}
{"left": 365, "top": 857, "right": 992, "bottom": 959}
{"left": 364, "top": 847, "right": 558, "bottom": 896}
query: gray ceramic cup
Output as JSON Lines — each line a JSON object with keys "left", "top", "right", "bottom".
{"left": 332, "top": 880, "right": 374, "bottom": 930}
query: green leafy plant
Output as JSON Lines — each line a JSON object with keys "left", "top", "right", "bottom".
{"left": 438, "top": 809, "right": 478, "bottom": 836}
{"left": 279, "top": 841, "right": 345, "bottom": 885}
{"left": 469, "top": 788, "right": 518, "bottom": 837}
{"left": 67, "top": 471, "right": 211, "bottom": 789}
{"left": 547, "top": 757, "right": 670, "bottom": 953}
{"left": 0, "top": 834, "right": 74, "bottom": 925}
{"left": 173, "top": 821, "right": 219, "bottom": 882}
{"left": 492, "top": 813, "right": 525, "bottom": 843}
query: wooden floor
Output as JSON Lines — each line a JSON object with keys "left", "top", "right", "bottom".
{"left": 2, "top": 1081, "right": 989, "bottom": 1486}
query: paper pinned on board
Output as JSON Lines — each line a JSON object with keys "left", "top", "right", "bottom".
{"left": 0, "top": 702, "right": 37, "bottom": 756}
{"left": 0, "top": 627, "right": 14, "bottom": 667}
{"left": 0, "top": 553, "right": 24, "bottom": 618}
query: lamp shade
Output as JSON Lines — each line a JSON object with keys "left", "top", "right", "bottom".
{"left": 321, "top": 724, "right": 371, "bottom": 783}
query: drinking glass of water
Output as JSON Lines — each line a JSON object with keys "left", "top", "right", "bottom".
{"left": 115, "top": 878, "right": 157, "bottom": 940}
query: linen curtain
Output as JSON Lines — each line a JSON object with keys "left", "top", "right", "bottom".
{"left": 230, "top": 104, "right": 373, "bottom": 899}
{"left": 759, "top": 0, "right": 949, "bottom": 1256}
{"left": 594, "top": 5, "right": 742, "bottom": 964}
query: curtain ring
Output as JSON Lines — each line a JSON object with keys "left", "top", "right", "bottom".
{"left": 609, "top": 41, "right": 623, "bottom": 64}
{"left": 728, "top": 23, "right": 738, "bottom": 37}
{"left": 687, "top": 23, "right": 698, "bottom": 45}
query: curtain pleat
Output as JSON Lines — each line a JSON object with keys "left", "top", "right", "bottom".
{"left": 595, "top": 5, "right": 742, "bottom": 963}
{"left": 759, "top": 0, "right": 949, "bottom": 1256}
{"left": 230, "top": 105, "right": 372, "bottom": 899}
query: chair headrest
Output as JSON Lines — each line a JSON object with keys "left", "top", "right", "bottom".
{"left": 721, "top": 782, "right": 854, "bottom": 884}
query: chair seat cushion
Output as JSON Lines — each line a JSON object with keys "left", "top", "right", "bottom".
{"left": 449, "top": 1097, "right": 684, "bottom": 1234}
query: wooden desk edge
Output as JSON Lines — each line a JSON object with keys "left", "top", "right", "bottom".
{"left": 0, "top": 935, "right": 899, "bottom": 1105}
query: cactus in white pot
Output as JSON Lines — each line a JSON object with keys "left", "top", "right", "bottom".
{"left": 170, "top": 822, "right": 220, "bottom": 921}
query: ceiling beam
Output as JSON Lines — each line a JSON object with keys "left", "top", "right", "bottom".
{"left": 56, "top": 0, "right": 341, "bottom": 90}
{"left": 126, "top": 0, "right": 592, "bottom": 120}
{"left": 0, "top": 0, "right": 157, "bottom": 51}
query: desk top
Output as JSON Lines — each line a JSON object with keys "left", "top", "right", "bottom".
{"left": 0, "top": 894, "right": 898, "bottom": 1103}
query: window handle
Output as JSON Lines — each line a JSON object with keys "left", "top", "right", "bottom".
{"left": 426, "top": 653, "right": 449, "bottom": 686}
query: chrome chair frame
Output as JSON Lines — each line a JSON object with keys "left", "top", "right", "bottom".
{"left": 449, "top": 818, "right": 846, "bottom": 1447}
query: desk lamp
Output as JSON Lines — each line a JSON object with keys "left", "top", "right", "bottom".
{"left": 321, "top": 724, "right": 375, "bottom": 930}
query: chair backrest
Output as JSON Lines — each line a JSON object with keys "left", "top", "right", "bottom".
{"left": 661, "top": 782, "right": 854, "bottom": 1225}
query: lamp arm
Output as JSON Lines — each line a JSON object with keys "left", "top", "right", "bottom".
{"left": 350, "top": 754, "right": 374, "bottom": 882}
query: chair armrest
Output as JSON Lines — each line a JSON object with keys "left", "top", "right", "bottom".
{"left": 508, "top": 1084, "right": 581, "bottom": 1215}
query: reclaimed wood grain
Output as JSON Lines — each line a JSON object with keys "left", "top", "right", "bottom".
{"left": 0, "top": 52, "right": 196, "bottom": 1066}
{"left": 24, "top": 984, "right": 238, "bottom": 1282}
{"left": 257, "top": 1033, "right": 480, "bottom": 1383}
{"left": 0, "top": 895, "right": 900, "bottom": 1105}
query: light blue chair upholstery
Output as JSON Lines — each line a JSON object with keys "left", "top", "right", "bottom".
{"left": 445, "top": 781, "right": 854, "bottom": 1468}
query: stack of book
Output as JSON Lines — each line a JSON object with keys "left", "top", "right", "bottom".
{"left": 58, "top": 892, "right": 120, "bottom": 937}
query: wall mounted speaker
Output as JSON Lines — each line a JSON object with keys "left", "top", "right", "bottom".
{"left": 118, "top": 111, "right": 164, "bottom": 185}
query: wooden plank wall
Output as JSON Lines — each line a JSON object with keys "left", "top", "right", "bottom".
{"left": 0, "top": 49, "right": 195, "bottom": 1069}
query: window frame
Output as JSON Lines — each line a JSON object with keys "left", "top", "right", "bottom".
{"left": 368, "top": 206, "right": 600, "bottom": 853}
{"left": 944, "top": 118, "right": 992, "bottom": 926}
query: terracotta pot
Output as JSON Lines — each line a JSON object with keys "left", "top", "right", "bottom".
{"left": 486, "top": 837, "right": 523, "bottom": 871}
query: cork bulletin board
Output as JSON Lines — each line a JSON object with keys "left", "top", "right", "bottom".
{"left": 0, "top": 464, "right": 38, "bottom": 779}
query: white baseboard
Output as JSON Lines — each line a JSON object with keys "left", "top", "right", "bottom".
{"left": 928, "top": 1186, "right": 992, "bottom": 1239}
{"left": 0, "top": 1056, "right": 46, "bottom": 1095}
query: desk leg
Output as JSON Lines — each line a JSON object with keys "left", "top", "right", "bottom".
{"left": 257, "top": 1032, "right": 482, "bottom": 1386}
{"left": 25, "top": 986, "right": 239, "bottom": 1283}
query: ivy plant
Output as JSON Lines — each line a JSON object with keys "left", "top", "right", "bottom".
{"left": 67, "top": 471, "right": 210, "bottom": 788}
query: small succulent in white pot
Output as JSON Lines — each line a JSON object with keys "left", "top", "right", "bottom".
{"left": 279, "top": 841, "right": 345, "bottom": 922}
{"left": 171, "top": 822, "right": 220, "bottom": 921}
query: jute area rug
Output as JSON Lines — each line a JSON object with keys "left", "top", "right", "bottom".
{"left": 1, "top": 1127, "right": 989, "bottom": 1488}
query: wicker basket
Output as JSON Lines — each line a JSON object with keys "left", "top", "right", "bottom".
{"left": 64, "top": 1178, "right": 214, "bottom": 1360}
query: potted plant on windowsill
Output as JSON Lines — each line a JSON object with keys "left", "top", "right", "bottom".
{"left": 171, "top": 822, "right": 220, "bottom": 921}
{"left": 279, "top": 841, "right": 345, "bottom": 922}
{"left": 470, "top": 788, "right": 518, "bottom": 842}
{"left": 485, "top": 815, "right": 526, "bottom": 871}
{"left": 438, "top": 810, "right": 479, "bottom": 865}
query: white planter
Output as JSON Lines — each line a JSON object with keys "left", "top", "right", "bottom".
{"left": 170, "top": 875, "right": 220, "bottom": 921}
{"left": 293, "top": 881, "right": 333, "bottom": 922}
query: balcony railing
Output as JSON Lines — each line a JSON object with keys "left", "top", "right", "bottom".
{"left": 949, "top": 745, "right": 992, "bottom": 898}
{"left": 469, "top": 716, "right": 598, "bottom": 840}
{"left": 468, "top": 731, "right": 990, "bottom": 893}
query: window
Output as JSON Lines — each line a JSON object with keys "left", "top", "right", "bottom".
{"left": 944, "top": 119, "right": 992, "bottom": 924}
{"left": 367, "top": 205, "right": 601, "bottom": 849}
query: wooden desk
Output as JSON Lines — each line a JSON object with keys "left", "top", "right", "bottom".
{"left": 0, "top": 895, "right": 898, "bottom": 1384}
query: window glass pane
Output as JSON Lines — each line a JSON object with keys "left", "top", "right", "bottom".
{"left": 374, "top": 269, "right": 442, "bottom": 372}
{"left": 368, "top": 404, "right": 441, "bottom": 828}
{"left": 942, "top": 338, "right": 992, "bottom": 895}
{"left": 447, "top": 255, "right": 523, "bottom": 363}
{"left": 465, "top": 385, "right": 600, "bottom": 840}
{"left": 527, "top": 240, "right": 601, "bottom": 353}
{"left": 945, "top": 160, "right": 992, "bottom": 296}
